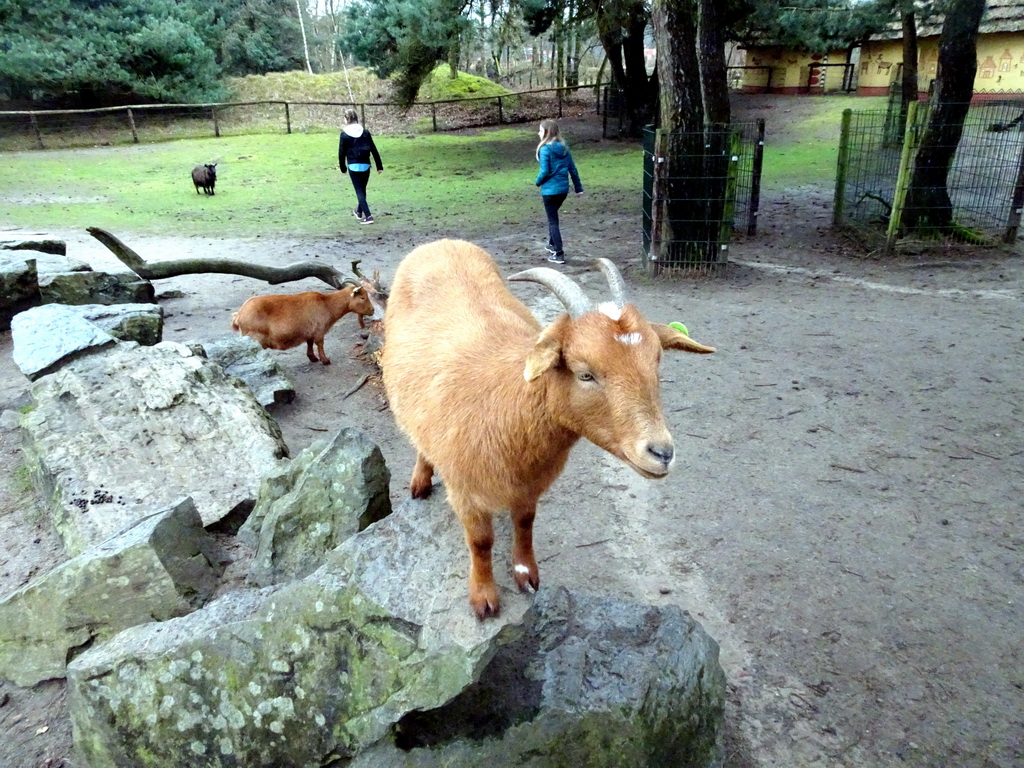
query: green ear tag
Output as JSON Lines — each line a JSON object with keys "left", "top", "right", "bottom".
{"left": 668, "top": 321, "right": 689, "bottom": 336}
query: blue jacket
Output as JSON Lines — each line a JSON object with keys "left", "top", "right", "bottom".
{"left": 535, "top": 141, "right": 582, "bottom": 196}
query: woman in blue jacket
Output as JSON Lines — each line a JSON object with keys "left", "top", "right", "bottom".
{"left": 535, "top": 120, "right": 583, "bottom": 264}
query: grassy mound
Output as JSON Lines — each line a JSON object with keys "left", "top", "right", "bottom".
{"left": 416, "top": 66, "right": 512, "bottom": 102}
{"left": 225, "top": 69, "right": 394, "bottom": 104}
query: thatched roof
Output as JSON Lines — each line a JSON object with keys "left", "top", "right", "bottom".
{"left": 872, "top": 0, "right": 1024, "bottom": 41}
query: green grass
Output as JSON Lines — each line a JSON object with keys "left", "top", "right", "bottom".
{"left": 0, "top": 128, "right": 642, "bottom": 238}
{"left": 0, "top": 94, "right": 862, "bottom": 237}
{"left": 760, "top": 95, "right": 889, "bottom": 186}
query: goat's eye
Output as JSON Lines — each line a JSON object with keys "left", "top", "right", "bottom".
{"left": 576, "top": 371, "right": 595, "bottom": 383}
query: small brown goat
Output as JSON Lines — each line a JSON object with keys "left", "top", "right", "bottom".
{"left": 381, "top": 239, "right": 715, "bottom": 619}
{"left": 231, "top": 284, "right": 373, "bottom": 365}
{"left": 192, "top": 163, "right": 217, "bottom": 195}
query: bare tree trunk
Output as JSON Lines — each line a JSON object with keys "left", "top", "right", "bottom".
{"left": 448, "top": 40, "right": 460, "bottom": 78}
{"left": 903, "top": 0, "right": 986, "bottom": 233}
{"left": 698, "top": 0, "right": 729, "bottom": 124}
{"left": 295, "top": 0, "right": 314, "bottom": 74}
{"left": 592, "top": 0, "right": 652, "bottom": 136}
{"left": 650, "top": 0, "right": 732, "bottom": 268}
{"left": 88, "top": 228, "right": 353, "bottom": 289}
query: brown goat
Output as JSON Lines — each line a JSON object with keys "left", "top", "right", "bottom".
{"left": 380, "top": 239, "right": 715, "bottom": 619}
{"left": 231, "top": 285, "right": 373, "bottom": 365}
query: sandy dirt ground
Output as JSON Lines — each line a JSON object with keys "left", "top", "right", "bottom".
{"left": 0, "top": 99, "right": 1022, "bottom": 767}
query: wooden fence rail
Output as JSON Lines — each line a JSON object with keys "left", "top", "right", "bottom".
{"left": 0, "top": 85, "right": 605, "bottom": 151}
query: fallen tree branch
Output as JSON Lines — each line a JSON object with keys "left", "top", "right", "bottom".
{"left": 87, "top": 227, "right": 351, "bottom": 289}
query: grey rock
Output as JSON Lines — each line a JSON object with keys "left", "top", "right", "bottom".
{"left": 31, "top": 251, "right": 92, "bottom": 274}
{"left": 352, "top": 588, "right": 726, "bottom": 768}
{"left": 66, "top": 303, "right": 164, "bottom": 346}
{"left": 20, "top": 341, "right": 288, "bottom": 555}
{"left": 199, "top": 335, "right": 295, "bottom": 407}
{"left": 38, "top": 263, "right": 154, "bottom": 306}
{"left": 0, "top": 233, "right": 66, "bottom": 256}
{"left": 11, "top": 304, "right": 117, "bottom": 381}
{"left": 0, "top": 410, "right": 21, "bottom": 430}
{"left": 0, "top": 254, "right": 39, "bottom": 330}
{"left": 244, "top": 426, "right": 392, "bottom": 586}
{"left": 0, "top": 498, "right": 221, "bottom": 688}
{"left": 66, "top": 496, "right": 532, "bottom": 768}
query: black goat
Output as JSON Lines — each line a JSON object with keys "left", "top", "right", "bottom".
{"left": 191, "top": 163, "right": 217, "bottom": 195}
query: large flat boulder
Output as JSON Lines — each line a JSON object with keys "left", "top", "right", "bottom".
{"left": 66, "top": 495, "right": 725, "bottom": 768}
{"left": 242, "top": 426, "right": 392, "bottom": 586}
{"left": 67, "top": 496, "right": 533, "bottom": 767}
{"left": 37, "top": 252, "right": 154, "bottom": 306}
{"left": 0, "top": 498, "right": 221, "bottom": 688}
{"left": 21, "top": 341, "right": 289, "bottom": 555}
{"left": 11, "top": 304, "right": 119, "bottom": 381}
{"left": 354, "top": 587, "right": 726, "bottom": 768}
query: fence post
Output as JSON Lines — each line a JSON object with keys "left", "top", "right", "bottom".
{"left": 557, "top": 87, "right": 563, "bottom": 118}
{"left": 749, "top": 118, "right": 765, "bottom": 236}
{"left": 833, "top": 108, "right": 852, "bottom": 227}
{"left": 126, "top": 108, "right": 139, "bottom": 144}
{"left": 431, "top": 103, "right": 437, "bottom": 132}
{"left": 1004, "top": 139, "right": 1024, "bottom": 243}
{"left": 718, "top": 129, "right": 742, "bottom": 263}
{"left": 885, "top": 99, "right": 919, "bottom": 255}
{"left": 284, "top": 102, "right": 292, "bottom": 134}
{"left": 360, "top": 104, "right": 366, "bottom": 125}
{"left": 212, "top": 106, "right": 220, "bottom": 138}
{"left": 497, "top": 96, "right": 503, "bottom": 124}
{"left": 29, "top": 113, "right": 44, "bottom": 149}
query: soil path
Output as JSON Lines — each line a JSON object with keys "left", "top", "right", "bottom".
{"left": 1, "top": 100, "right": 1022, "bottom": 767}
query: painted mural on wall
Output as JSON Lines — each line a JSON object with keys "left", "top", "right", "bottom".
{"left": 742, "top": 25, "right": 1024, "bottom": 97}
{"left": 857, "top": 32, "right": 1024, "bottom": 96}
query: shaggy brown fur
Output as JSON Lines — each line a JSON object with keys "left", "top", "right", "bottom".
{"left": 381, "top": 239, "right": 714, "bottom": 619}
{"left": 231, "top": 285, "right": 373, "bottom": 365}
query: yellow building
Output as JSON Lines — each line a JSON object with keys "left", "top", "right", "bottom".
{"left": 858, "top": 1, "right": 1024, "bottom": 97}
{"left": 739, "top": 1, "right": 1024, "bottom": 98}
{"left": 738, "top": 47, "right": 854, "bottom": 94}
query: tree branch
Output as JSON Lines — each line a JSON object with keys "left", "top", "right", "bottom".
{"left": 87, "top": 227, "right": 351, "bottom": 289}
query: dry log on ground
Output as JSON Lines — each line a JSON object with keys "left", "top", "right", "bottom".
{"left": 87, "top": 227, "right": 352, "bottom": 289}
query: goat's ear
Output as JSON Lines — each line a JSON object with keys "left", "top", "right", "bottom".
{"left": 651, "top": 323, "right": 716, "bottom": 354}
{"left": 352, "top": 286, "right": 363, "bottom": 295}
{"left": 524, "top": 317, "right": 569, "bottom": 381}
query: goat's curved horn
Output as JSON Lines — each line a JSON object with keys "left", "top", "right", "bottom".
{"left": 596, "top": 258, "right": 628, "bottom": 308}
{"left": 508, "top": 268, "right": 592, "bottom": 317}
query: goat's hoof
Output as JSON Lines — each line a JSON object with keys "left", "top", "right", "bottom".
{"left": 321, "top": 359, "right": 331, "bottom": 365}
{"left": 470, "top": 590, "right": 501, "bottom": 621}
{"left": 514, "top": 564, "right": 539, "bottom": 593}
{"left": 410, "top": 481, "right": 433, "bottom": 499}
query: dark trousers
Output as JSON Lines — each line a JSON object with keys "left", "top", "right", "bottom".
{"left": 542, "top": 192, "right": 568, "bottom": 256}
{"left": 349, "top": 170, "right": 371, "bottom": 217}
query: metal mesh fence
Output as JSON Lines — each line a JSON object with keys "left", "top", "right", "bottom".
{"left": 641, "top": 121, "right": 764, "bottom": 275}
{"left": 834, "top": 99, "right": 1024, "bottom": 252}
{"left": 0, "top": 87, "right": 602, "bottom": 151}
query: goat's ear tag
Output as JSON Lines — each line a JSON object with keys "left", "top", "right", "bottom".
{"left": 653, "top": 323, "right": 716, "bottom": 354}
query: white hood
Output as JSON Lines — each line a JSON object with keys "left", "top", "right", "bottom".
{"left": 343, "top": 124, "right": 365, "bottom": 137}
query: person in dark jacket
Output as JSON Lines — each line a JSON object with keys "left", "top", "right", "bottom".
{"left": 339, "top": 108, "right": 383, "bottom": 224}
{"left": 534, "top": 119, "right": 583, "bottom": 264}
